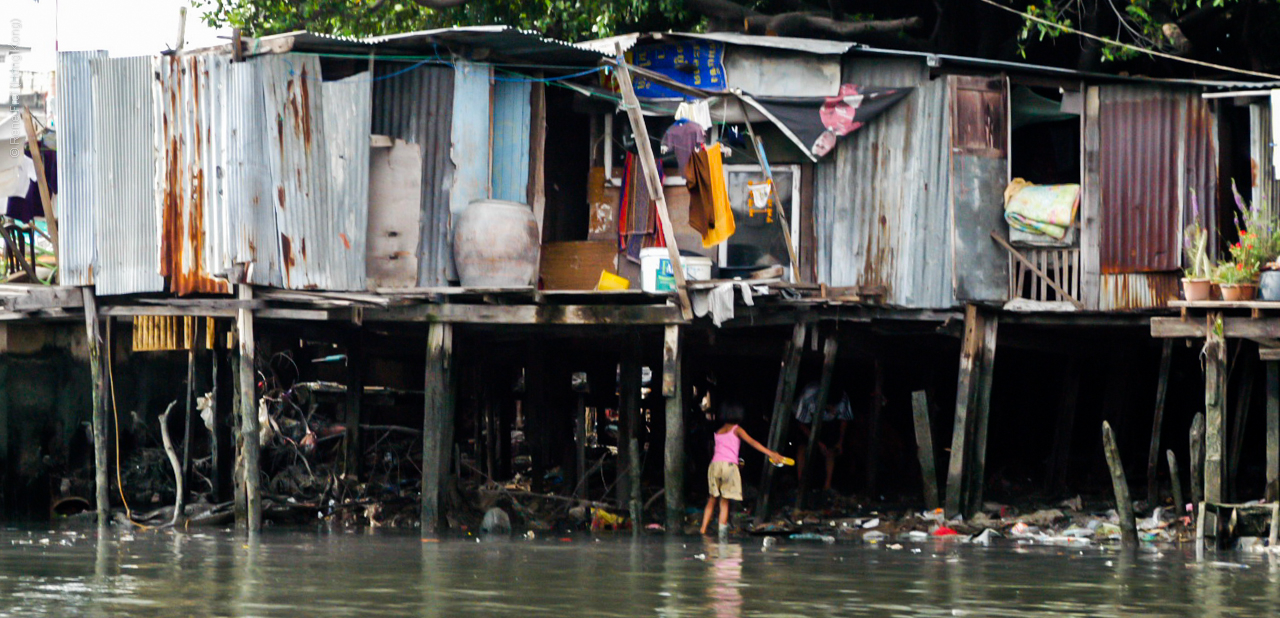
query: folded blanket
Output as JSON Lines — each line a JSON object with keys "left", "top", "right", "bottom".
{"left": 1004, "top": 178, "right": 1080, "bottom": 240}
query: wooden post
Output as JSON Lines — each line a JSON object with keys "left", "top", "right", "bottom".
{"left": 611, "top": 45, "right": 692, "bottom": 319}
{"left": 525, "top": 340, "right": 548, "bottom": 492}
{"left": 1167, "top": 450, "right": 1185, "bottom": 515}
{"left": 1046, "top": 358, "right": 1081, "bottom": 492}
{"left": 945, "top": 305, "right": 984, "bottom": 517}
{"left": 1190, "top": 412, "right": 1205, "bottom": 509}
{"left": 178, "top": 317, "right": 203, "bottom": 520}
{"left": 82, "top": 289, "right": 109, "bottom": 526}
{"left": 422, "top": 322, "right": 454, "bottom": 538}
{"left": 21, "top": 107, "right": 58, "bottom": 281}
{"left": 1102, "top": 421, "right": 1138, "bottom": 547}
{"left": 618, "top": 335, "right": 644, "bottom": 532}
{"left": 966, "top": 312, "right": 999, "bottom": 516}
{"left": 1204, "top": 313, "right": 1226, "bottom": 503}
{"left": 236, "top": 285, "right": 261, "bottom": 533}
{"left": 1227, "top": 349, "right": 1256, "bottom": 501}
{"left": 756, "top": 322, "right": 806, "bottom": 523}
{"left": 574, "top": 391, "right": 587, "bottom": 499}
{"left": 344, "top": 331, "right": 365, "bottom": 478}
{"left": 211, "top": 320, "right": 228, "bottom": 502}
{"left": 866, "top": 360, "right": 884, "bottom": 497}
{"left": 796, "top": 334, "right": 839, "bottom": 512}
{"left": 1146, "top": 340, "right": 1173, "bottom": 507}
{"left": 1268, "top": 361, "right": 1279, "bottom": 502}
{"left": 911, "top": 390, "right": 940, "bottom": 511}
{"left": 662, "top": 324, "right": 684, "bottom": 531}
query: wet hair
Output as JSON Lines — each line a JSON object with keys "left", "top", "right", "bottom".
{"left": 720, "top": 400, "right": 745, "bottom": 423}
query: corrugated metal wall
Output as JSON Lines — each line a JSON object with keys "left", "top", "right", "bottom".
{"left": 56, "top": 51, "right": 106, "bottom": 286}
{"left": 1098, "top": 85, "right": 1217, "bottom": 274}
{"left": 90, "top": 56, "right": 164, "bottom": 296}
{"left": 226, "top": 59, "right": 282, "bottom": 287}
{"left": 371, "top": 62, "right": 456, "bottom": 287}
{"left": 1251, "top": 102, "right": 1280, "bottom": 219}
{"left": 815, "top": 58, "right": 953, "bottom": 309}
{"left": 491, "top": 80, "right": 531, "bottom": 203}
{"left": 322, "top": 72, "right": 373, "bottom": 291}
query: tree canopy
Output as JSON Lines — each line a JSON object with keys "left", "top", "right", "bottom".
{"left": 193, "top": 0, "right": 1280, "bottom": 78}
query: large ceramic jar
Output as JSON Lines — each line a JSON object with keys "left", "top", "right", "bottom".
{"left": 452, "top": 199, "right": 540, "bottom": 288}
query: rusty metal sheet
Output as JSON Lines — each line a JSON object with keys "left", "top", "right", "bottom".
{"left": 815, "top": 57, "right": 953, "bottom": 309}
{"left": 1098, "top": 272, "right": 1180, "bottom": 311}
{"left": 56, "top": 50, "right": 106, "bottom": 287}
{"left": 227, "top": 58, "right": 282, "bottom": 287}
{"left": 1098, "top": 85, "right": 1217, "bottom": 273}
{"left": 320, "top": 71, "right": 372, "bottom": 291}
{"left": 949, "top": 75, "right": 1010, "bottom": 303}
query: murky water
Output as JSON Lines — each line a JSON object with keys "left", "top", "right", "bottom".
{"left": 1, "top": 527, "right": 1278, "bottom": 617}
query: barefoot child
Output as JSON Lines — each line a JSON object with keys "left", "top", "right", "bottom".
{"left": 701, "top": 401, "right": 784, "bottom": 536}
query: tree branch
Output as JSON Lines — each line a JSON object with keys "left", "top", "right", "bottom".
{"left": 745, "top": 13, "right": 923, "bottom": 38}
{"left": 407, "top": 0, "right": 471, "bottom": 8}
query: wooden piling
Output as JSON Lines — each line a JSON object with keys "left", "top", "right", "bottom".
{"left": 1268, "top": 361, "right": 1279, "bottom": 502}
{"left": 1101, "top": 421, "right": 1138, "bottom": 547}
{"left": 1146, "top": 340, "right": 1173, "bottom": 507}
{"left": 911, "top": 390, "right": 940, "bottom": 511}
{"left": 966, "top": 312, "right": 999, "bottom": 516}
{"left": 422, "top": 322, "right": 454, "bottom": 537}
{"left": 1190, "top": 412, "right": 1205, "bottom": 509}
{"left": 756, "top": 322, "right": 806, "bottom": 523}
{"left": 1046, "top": 358, "right": 1081, "bottom": 492}
{"left": 620, "top": 335, "right": 643, "bottom": 531}
{"left": 1203, "top": 313, "right": 1226, "bottom": 503}
{"left": 82, "top": 288, "right": 109, "bottom": 526}
{"left": 525, "top": 340, "right": 549, "bottom": 492}
{"left": 236, "top": 285, "right": 262, "bottom": 532}
{"left": 344, "top": 331, "right": 365, "bottom": 478}
{"left": 662, "top": 325, "right": 684, "bottom": 532}
{"left": 1228, "top": 348, "right": 1256, "bottom": 500}
{"left": 866, "top": 360, "right": 884, "bottom": 497}
{"left": 574, "top": 392, "right": 587, "bottom": 499}
{"left": 797, "top": 334, "right": 839, "bottom": 512}
{"left": 945, "top": 305, "right": 984, "bottom": 517}
{"left": 1167, "top": 450, "right": 1184, "bottom": 515}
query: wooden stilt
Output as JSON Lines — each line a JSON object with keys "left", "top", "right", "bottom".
{"left": 1190, "top": 412, "right": 1205, "bottom": 509}
{"left": 179, "top": 317, "right": 202, "bottom": 519}
{"left": 1147, "top": 340, "right": 1173, "bottom": 507}
{"left": 211, "top": 321, "right": 227, "bottom": 503}
{"left": 344, "top": 331, "right": 365, "bottom": 478}
{"left": 231, "top": 338, "right": 246, "bottom": 522}
{"left": 236, "top": 285, "right": 261, "bottom": 533}
{"left": 945, "top": 305, "right": 984, "bottom": 517}
{"left": 966, "top": 312, "right": 999, "bottom": 516}
{"left": 1268, "top": 361, "right": 1279, "bottom": 502}
{"left": 574, "top": 391, "right": 587, "bottom": 499}
{"left": 662, "top": 324, "right": 684, "bottom": 532}
{"left": 1167, "top": 450, "right": 1184, "bottom": 514}
{"left": 82, "top": 288, "right": 109, "bottom": 526}
{"left": 911, "top": 390, "right": 940, "bottom": 510}
{"left": 1046, "top": 358, "right": 1081, "bottom": 492}
{"left": 525, "top": 339, "right": 549, "bottom": 493}
{"left": 422, "top": 322, "right": 454, "bottom": 538}
{"left": 1227, "top": 347, "right": 1256, "bottom": 501}
{"left": 866, "top": 360, "right": 884, "bottom": 497}
{"left": 1204, "top": 312, "right": 1227, "bottom": 503}
{"left": 620, "top": 335, "right": 643, "bottom": 531}
{"left": 756, "top": 322, "right": 806, "bottom": 523}
{"left": 796, "top": 334, "right": 839, "bottom": 512}
{"left": 1102, "top": 421, "right": 1138, "bottom": 547}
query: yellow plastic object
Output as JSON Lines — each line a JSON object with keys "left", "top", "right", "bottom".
{"left": 771, "top": 456, "right": 796, "bottom": 467}
{"left": 596, "top": 270, "right": 630, "bottom": 291}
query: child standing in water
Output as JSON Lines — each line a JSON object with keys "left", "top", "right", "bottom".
{"left": 701, "top": 401, "right": 784, "bottom": 536}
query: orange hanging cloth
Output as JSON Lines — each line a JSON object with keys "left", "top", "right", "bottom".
{"left": 686, "top": 143, "right": 734, "bottom": 248}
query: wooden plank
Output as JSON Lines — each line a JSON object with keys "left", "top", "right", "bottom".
{"left": 966, "top": 310, "right": 999, "bottom": 516}
{"left": 796, "top": 334, "right": 839, "bottom": 512}
{"left": 1228, "top": 350, "right": 1257, "bottom": 500}
{"left": 945, "top": 305, "right": 984, "bottom": 517}
{"left": 1204, "top": 313, "right": 1227, "bottom": 503}
{"left": 756, "top": 322, "right": 806, "bottom": 523}
{"left": 1262, "top": 349, "right": 1280, "bottom": 362}
{"left": 236, "top": 285, "right": 262, "bottom": 532}
{"left": 22, "top": 108, "right": 58, "bottom": 281}
{"left": 1147, "top": 340, "right": 1173, "bottom": 507}
{"left": 991, "top": 232, "right": 1083, "bottom": 309}
{"left": 365, "top": 303, "right": 683, "bottom": 325}
{"left": 1102, "top": 421, "right": 1139, "bottom": 547}
{"left": 611, "top": 45, "right": 692, "bottom": 320}
{"left": 421, "top": 322, "right": 453, "bottom": 538}
{"left": 1268, "top": 361, "right": 1279, "bottom": 502}
{"left": 1151, "top": 316, "right": 1280, "bottom": 339}
{"left": 1079, "top": 86, "right": 1101, "bottom": 310}
{"left": 662, "top": 324, "right": 684, "bottom": 531}
{"left": 1190, "top": 412, "right": 1205, "bottom": 509}
{"left": 82, "top": 289, "right": 108, "bottom": 525}
{"left": 911, "top": 390, "right": 940, "bottom": 511}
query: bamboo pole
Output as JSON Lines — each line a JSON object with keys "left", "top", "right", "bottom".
{"left": 756, "top": 322, "right": 806, "bottom": 523}
{"left": 21, "top": 107, "right": 58, "bottom": 281}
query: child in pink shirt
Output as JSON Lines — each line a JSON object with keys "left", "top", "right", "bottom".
{"left": 700, "top": 401, "right": 784, "bottom": 536}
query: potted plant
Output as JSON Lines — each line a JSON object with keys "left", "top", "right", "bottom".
{"left": 1215, "top": 260, "right": 1259, "bottom": 301}
{"left": 1182, "top": 222, "right": 1212, "bottom": 301}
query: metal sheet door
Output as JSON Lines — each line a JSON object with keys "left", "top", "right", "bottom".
{"left": 949, "top": 75, "right": 1010, "bottom": 303}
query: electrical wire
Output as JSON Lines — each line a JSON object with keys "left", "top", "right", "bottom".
{"left": 107, "top": 319, "right": 149, "bottom": 530}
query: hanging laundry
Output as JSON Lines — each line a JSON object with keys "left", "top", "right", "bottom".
{"left": 674, "top": 100, "right": 712, "bottom": 131}
{"left": 661, "top": 121, "right": 705, "bottom": 176}
{"left": 617, "top": 151, "right": 666, "bottom": 263}
{"left": 686, "top": 143, "right": 734, "bottom": 248}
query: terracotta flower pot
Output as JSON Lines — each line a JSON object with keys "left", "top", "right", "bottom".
{"left": 1182, "top": 278, "right": 1212, "bottom": 301}
{"left": 1220, "top": 283, "right": 1257, "bottom": 302}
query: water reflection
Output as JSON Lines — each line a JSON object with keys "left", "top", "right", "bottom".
{"left": 704, "top": 540, "right": 743, "bottom": 618}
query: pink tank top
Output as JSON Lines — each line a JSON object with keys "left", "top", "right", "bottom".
{"left": 712, "top": 426, "right": 741, "bottom": 463}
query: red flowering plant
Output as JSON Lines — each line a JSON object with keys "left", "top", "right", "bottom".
{"left": 1213, "top": 180, "right": 1275, "bottom": 284}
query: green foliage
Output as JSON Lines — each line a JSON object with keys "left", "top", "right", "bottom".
{"left": 192, "top": 0, "right": 696, "bottom": 41}
{"left": 1015, "top": 0, "right": 1244, "bottom": 62}
{"left": 1213, "top": 259, "right": 1257, "bottom": 284}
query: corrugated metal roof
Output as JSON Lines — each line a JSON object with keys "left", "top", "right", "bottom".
{"left": 371, "top": 62, "right": 456, "bottom": 287}
{"left": 56, "top": 50, "right": 105, "bottom": 287}
{"left": 367, "top": 26, "right": 603, "bottom": 66}
{"left": 91, "top": 56, "right": 164, "bottom": 296}
{"left": 1098, "top": 85, "right": 1216, "bottom": 273}
{"left": 491, "top": 80, "right": 531, "bottom": 203}
{"left": 578, "top": 32, "right": 855, "bottom": 56}
{"left": 815, "top": 57, "right": 954, "bottom": 309}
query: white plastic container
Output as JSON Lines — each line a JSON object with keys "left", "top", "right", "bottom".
{"left": 640, "top": 247, "right": 712, "bottom": 292}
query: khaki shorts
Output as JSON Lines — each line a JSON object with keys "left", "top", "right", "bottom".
{"left": 707, "top": 461, "right": 743, "bottom": 501}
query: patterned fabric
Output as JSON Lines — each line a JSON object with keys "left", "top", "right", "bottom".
{"left": 794, "top": 382, "right": 854, "bottom": 425}
{"left": 1004, "top": 178, "right": 1080, "bottom": 239}
{"left": 618, "top": 151, "right": 666, "bottom": 263}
